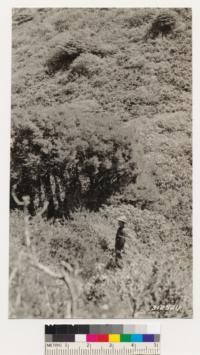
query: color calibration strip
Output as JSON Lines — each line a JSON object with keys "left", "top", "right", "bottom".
{"left": 45, "top": 325, "right": 160, "bottom": 355}
{"left": 45, "top": 324, "right": 160, "bottom": 342}
{"left": 46, "top": 333, "right": 160, "bottom": 343}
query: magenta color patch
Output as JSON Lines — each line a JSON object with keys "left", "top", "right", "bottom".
{"left": 86, "top": 334, "right": 98, "bottom": 342}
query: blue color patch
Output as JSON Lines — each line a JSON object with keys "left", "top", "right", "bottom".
{"left": 131, "top": 334, "right": 143, "bottom": 342}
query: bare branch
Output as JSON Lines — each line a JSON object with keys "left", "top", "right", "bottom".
{"left": 61, "top": 267, "right": 77, "bottom": 317}
{"left": 64, "top": 302, "right": 72, "bottom": 318}
{"left": 9, "top": 251, "right": 24, "bottom": 285}
{"left": 24, "top": 215, "right": 31, "bottom": 248}
{"left": 11, "top": 188, "right": 24, "bottom": 206}
{"left": 22, "top": 195, "right": 30, "bottom": 206}
{"left": 36, "top": 201, "right": 49, "bottom": 218}
{"left": 44, "top": 285, "right": 53, "bottom": 315}
{"left": 60, "top": 260, "right": 73, "bottom": 273}
{"left": 28, "top": 254, "right": 78, "bottom": 317}
{"left": 28, "top": 255, "right": 63, "bottom": 279}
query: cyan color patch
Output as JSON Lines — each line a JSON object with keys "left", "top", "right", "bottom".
{"left": 131, "top": 334, "right": 143, "bottom": 342}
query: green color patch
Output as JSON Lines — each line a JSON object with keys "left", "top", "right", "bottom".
{"left": 120, "top": 334, "right": 132, "bottom": 342}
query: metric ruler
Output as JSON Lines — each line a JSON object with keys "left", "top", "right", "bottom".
{"left": 45, "top": 342, "right": 160, "bottom": 355}
{"left": 45, "top": 324, "right": 160, "bottom": 355}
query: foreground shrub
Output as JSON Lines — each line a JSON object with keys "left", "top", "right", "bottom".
{"left": 9, "top": 204, "right": 192, "bottom": 318}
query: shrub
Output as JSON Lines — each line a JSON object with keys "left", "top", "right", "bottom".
{"left": 13, "top": 9, "right": 34, "bottom": 26}
{"left": 70, "top": 53, "right": 104, "bottom": 78}
{"left": 45, "top": 38, "right": 84, "bottom": 74}
{"left": 125, "top": 9, "right": 156, "bottom": 28}
{"left": 45, "top": 32, "right": 115, "bottom": 75}
{"left": 122, "top": 85, "right": 161, "bottom": 109}
{"left": 124, "top": 56, "right": 146, "bottom": 70}
{"left": 146, "top": 11, "right": 177, "bottom": 39}
{"left": 11, "top": 104, "right": 138, "bottom": 217}
{"left": 9, "top": 199, "right": 192, "bottom": 318}
{"left": 89, "top": 42, "right": 116, "bottom": 57}
{"left": 48, "top": 11, "right": 70, "bottom": 32}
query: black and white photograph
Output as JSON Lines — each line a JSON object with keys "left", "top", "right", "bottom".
{"left": 9, "top": 8, "right": 192, "bottom": 319}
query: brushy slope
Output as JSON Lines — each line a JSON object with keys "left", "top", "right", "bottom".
{"left": 10, "top": 8, "right": 192, "bottom": 318}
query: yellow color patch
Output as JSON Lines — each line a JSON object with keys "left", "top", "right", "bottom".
{"left": 109, "top": 334, "right": 120, "bottom": 342}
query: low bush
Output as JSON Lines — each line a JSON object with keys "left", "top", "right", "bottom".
{"left": 146, "top": 11, "right": 177, "bottom": 39}
{"left": 70, "top": 53, "right": 104, "bottom": 78}
{"left": 13, "top": 9, "right": 34, "bottom": 26}
{"left": 45, "top": 38, "right": 84, "bottom": 74}
{"left": 45, "top": 32, "right": 116, "bottom": 75}
{"left": 124, "top": 9, "right": 156, "bottom": 28}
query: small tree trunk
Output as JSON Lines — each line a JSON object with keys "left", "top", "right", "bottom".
{"left": 43, "top": 174, "right": 55, "bottom": 219}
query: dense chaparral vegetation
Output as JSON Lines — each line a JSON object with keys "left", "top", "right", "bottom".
{"left": 10, "top": 8, "right": 192, "bottom": 318}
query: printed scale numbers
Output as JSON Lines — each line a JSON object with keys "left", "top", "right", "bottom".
{"left": 45, "top": 342, "right": 160, "bottom": 355}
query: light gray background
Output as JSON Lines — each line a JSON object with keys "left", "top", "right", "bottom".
{"left": 0, "top": 0, "right": 200, "bottom": 354}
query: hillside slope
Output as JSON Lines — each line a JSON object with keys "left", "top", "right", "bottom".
{"left": 10, "top": 8, "right": 192, "bottom": 318}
